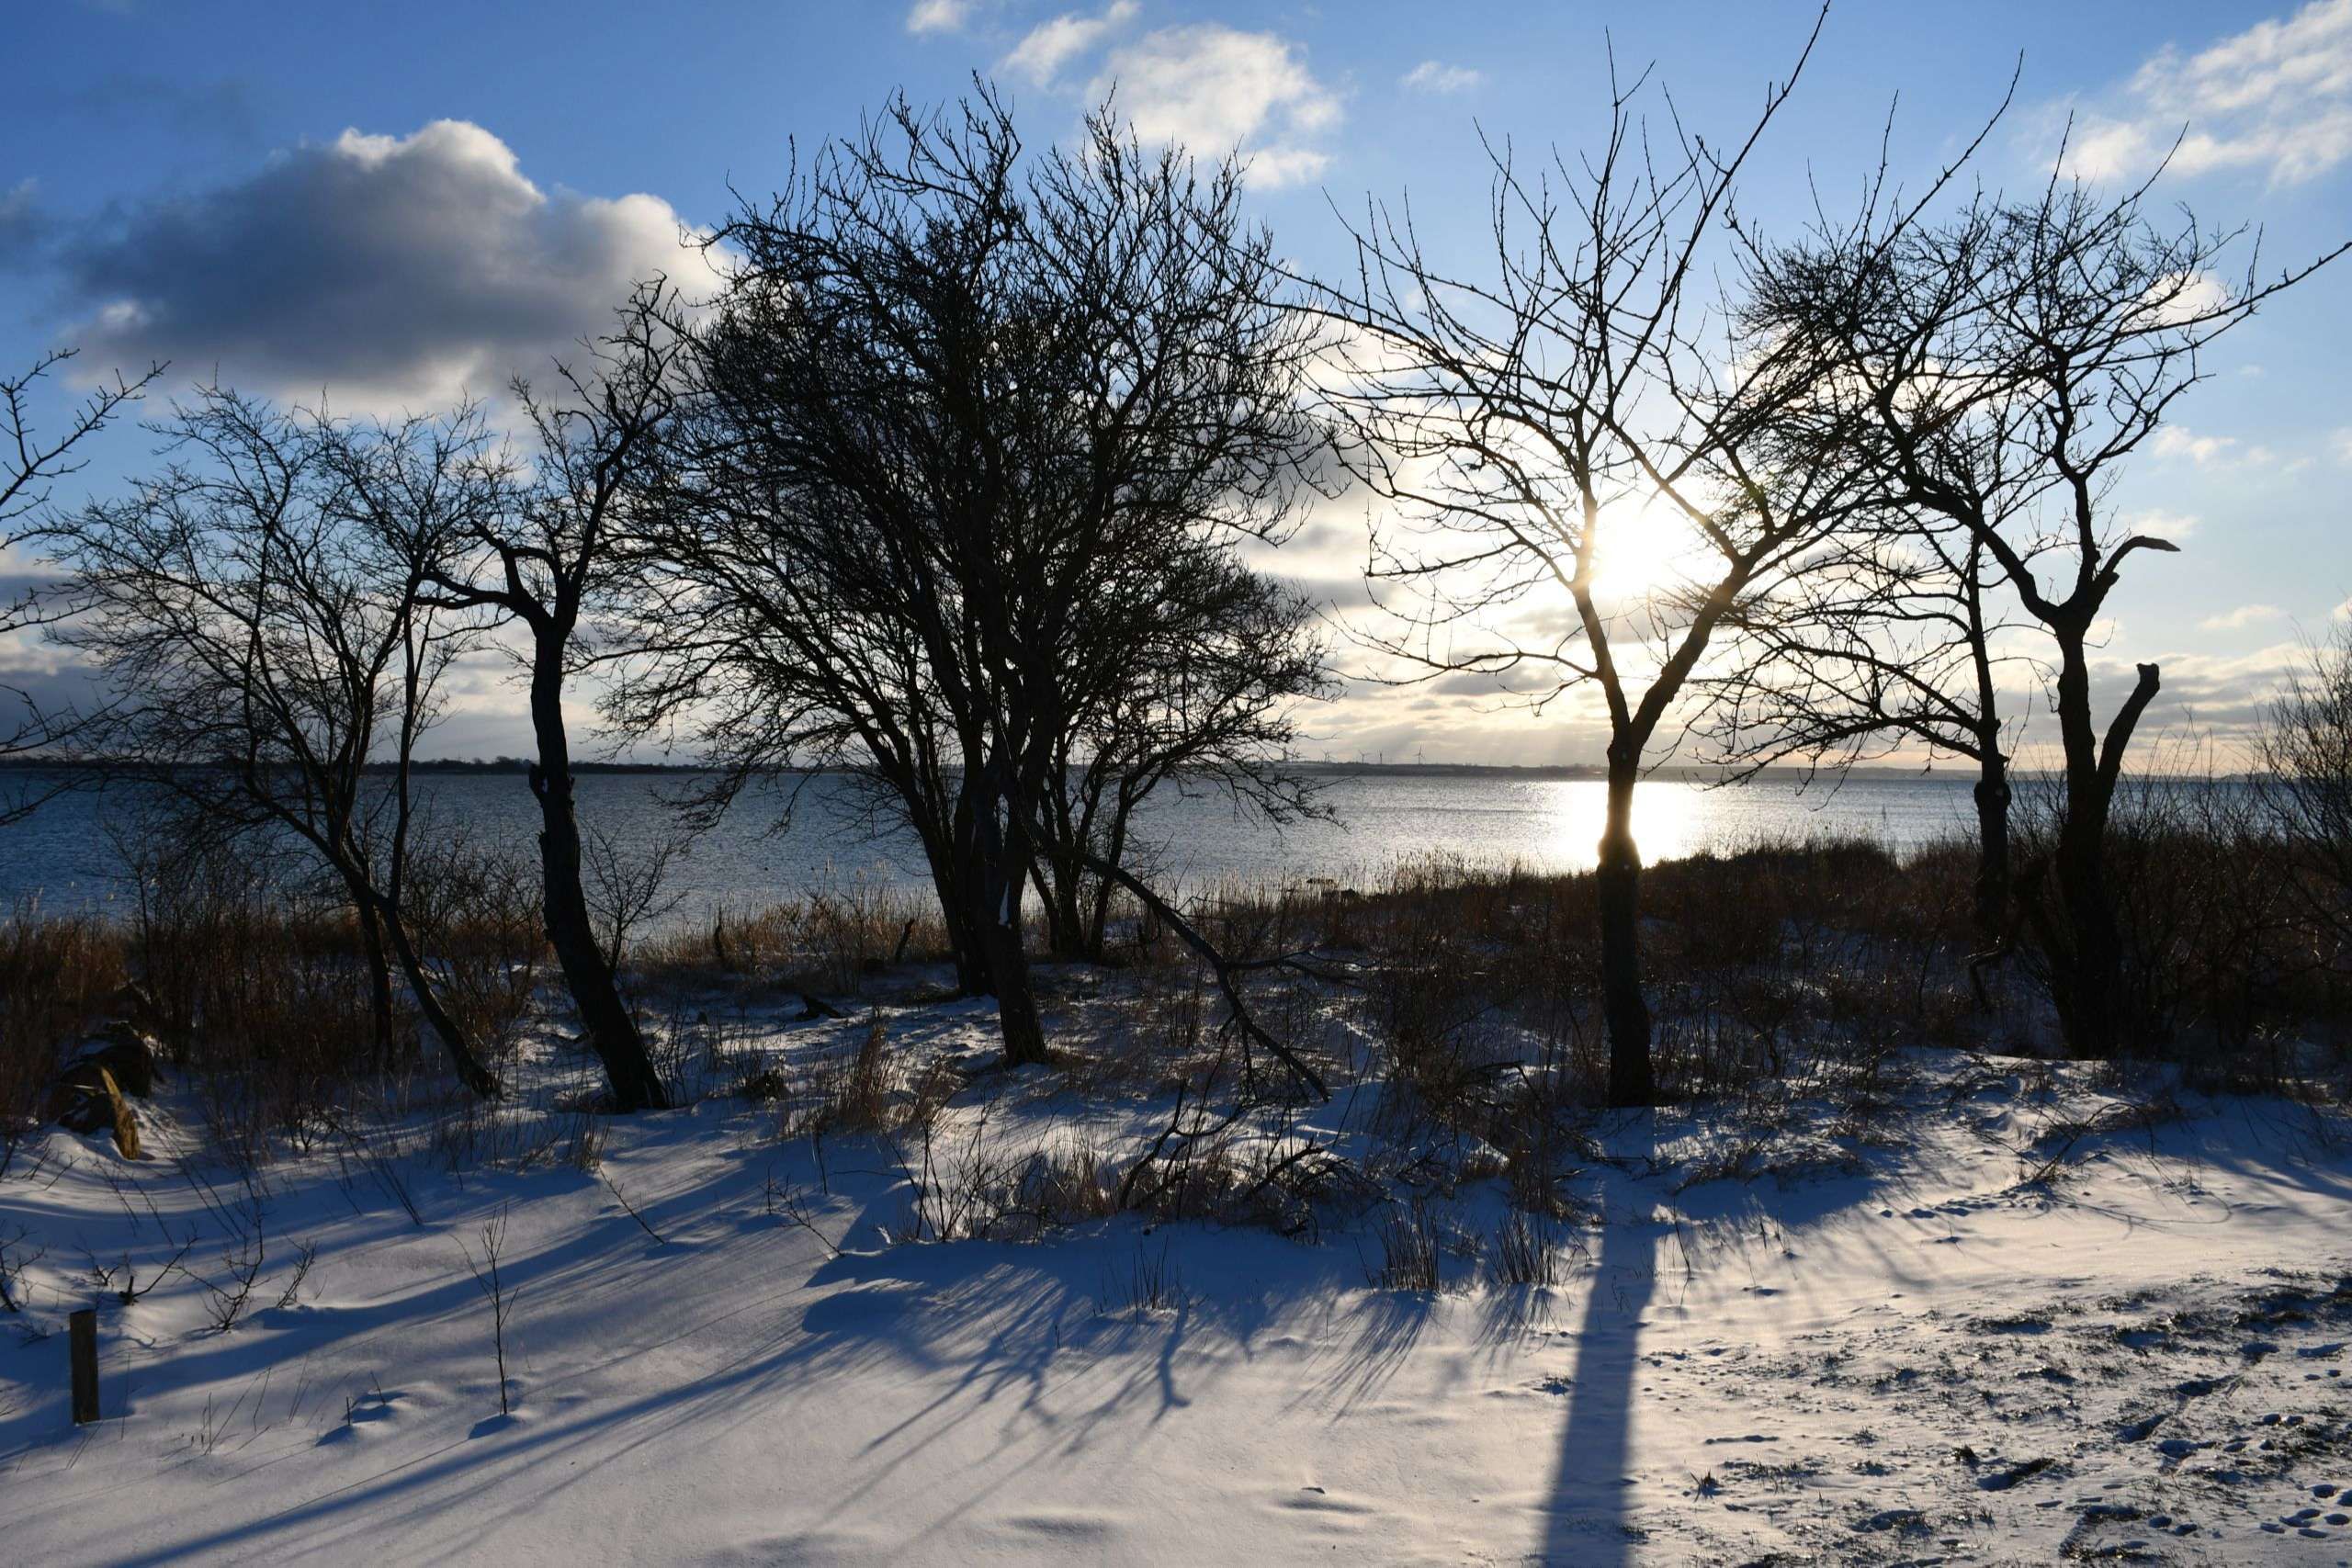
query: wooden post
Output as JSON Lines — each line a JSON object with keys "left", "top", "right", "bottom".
{"left": 69, "top": 1307, "right": 98, "bottom": 1425}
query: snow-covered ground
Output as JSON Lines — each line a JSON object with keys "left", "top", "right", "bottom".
{"left": 5, "top": 983, "right": 2350, "bottom": 1565}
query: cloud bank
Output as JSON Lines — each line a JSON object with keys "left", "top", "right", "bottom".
{"left": 58, "top": 120, "right": 720, "bottom": 410}
{"left": 2066, "top": 0, "right": 2352, "bottom": 185}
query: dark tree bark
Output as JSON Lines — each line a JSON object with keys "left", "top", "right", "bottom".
{"left": 345, "top": 868, "right": 400, "bottom": 1067}
{"left": 528, "top": 660, "right": 671, "bottom": 1110}
{"left": 383, "top": 290, "right": 686, "bottom": 1111}
{"left": 2039, "top": 654, "right": 2162, "bottom": 1055}
{"left": 1596, "top": 752, "right": 1654, "bottom": 1107}
{"left": 1971, "top": 759, "right": 2014, "bottom": 957}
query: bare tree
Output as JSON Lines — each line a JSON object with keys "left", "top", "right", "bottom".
{"left": 2260, "top": 618, "right": 2352, "bottom": 964}
{"left": 51, "top": 390, "right": 502, "bottom": 1095}
{"left": 0, "top": 350, "right": 160, "bottom": 823}
{"left": 1031, "top": 536, "right": 1331, "bottom": 963}
{"left": 1306, "top": 17, "right": 1980, "bottom": 1105}
{"left": 614, "top": 88, "right": 1328, "bottom": 1072}
{"left": 1741, "top": 165, "right": 2346, "bottom": 1053}
{"left": 356, "top": 288, "right": 684, "bottom": 1112}
{"left": 1708, "top": 519, "right": 2030, "bottom": 971}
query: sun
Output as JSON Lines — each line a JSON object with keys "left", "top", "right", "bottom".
{"left": 1587, "top": 504, "right": 1697, "bottom": 602}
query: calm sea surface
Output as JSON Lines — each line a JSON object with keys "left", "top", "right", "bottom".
{"left": 0, "top": 769, "right": 1984, "bottom": 926}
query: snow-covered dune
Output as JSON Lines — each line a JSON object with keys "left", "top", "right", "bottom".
{"left": 5, "top": 1016, "right": 2349, "bottom": 1564}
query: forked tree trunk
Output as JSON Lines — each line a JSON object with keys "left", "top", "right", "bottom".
{"left": 1596, "top": 752, "right": 1655, "bottom": 1108}
{"left": 1039, "top": 848, "right": 1093, "bottom": 961}
{"left": 526, "top": 652, "right": 672, "bottom": 1111}
{"left": 935, "top": 790, "right": 998, "bottom": 997}
{"left": 922, "top": 825, "right": 991, "bottom": 996}
{"left": 1081, "top": 799, "right": 1137, "bottom": 963}
{"left": 971, "top": 829, "right": 1050, "bottom": 1069}
{"left": 2041, "top": 646, "right": 2160, "bottom": 1058}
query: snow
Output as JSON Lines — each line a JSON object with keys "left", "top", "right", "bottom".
{"left": 5, "top": 986, "right": 2351, "bottom": 1565}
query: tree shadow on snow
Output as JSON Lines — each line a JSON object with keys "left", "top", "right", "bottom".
{"left": 1541, "top": 1117, "right": 1657, "bottom": 1567}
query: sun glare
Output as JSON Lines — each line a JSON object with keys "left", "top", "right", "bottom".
{"left": 1587, "top": 505, "right": 1697, "bottom": 602}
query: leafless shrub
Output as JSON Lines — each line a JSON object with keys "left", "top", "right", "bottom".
{"left": 1365, "top": 1197, "right": 1444, "bottom": 1292}
{"left": 758, "top": 1163, "right": 842, "bottom": 1256}
{"left": 2262, "top": 620, "right": 2352, "bottom": 964}
{"left": 783, "top": 1010, "right": 945, "bottom": 1140}
{"left": 728, "top": 1045, "right": 789, "bottom": 1105}
{"left": 198, "top": 1233, "right": 266, "bottom": 1334}
{"left": 274, "top": 1239, "right": 317, "bottom": 1310}
{"left": 87, "top": 1233, "right": 194, "bottom": 1305}
{"left": 559, "top": 1110, "right": 606, "bottom": 1171}
{"left": 0, "top": 903, "right": 126, "bottom": 1174}
{"left": 636, "top": 885, "right": 951, "bottom": 998}
{"left": 333, "top": 1118, "right": 423, "bottom": 1226}
{"left": 1102, "top": 1236, "right": 1184, "bottom": 1316}
{"left": 582, "top": 822, "right": 689, "bottom": 973}
{"left": 457, "top": 1206, "right": 519, "bottom": 1416}
{"left": 602, "top": 1175, "right": 667, "bottom": 1245}
{"left": 1490, "top": 1212, "right": 1572, "bottom": 1289}
{"left": 886, "top": 1123, "right": 1130, "bottom": 1246}
{"left": 1007, "top": 1137, "right": 1120, "bottom": 1227}
{"left": 400, "top": 824, "right": 547, "bottom": 1070}
{"left": 0, "top": 1224, "right": 46, "bottom": 1314}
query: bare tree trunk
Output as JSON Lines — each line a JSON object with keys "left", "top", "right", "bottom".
{"left": 348, "top": 874, "right": 399, "bottom": 1068}
{"left": 526, "top": 652, "right": 672, "bottom": 1111}
{"left": 369, "top": 893, "right": 502, "bottom": 1097}
{"left": 1082, "top": 804, "right": 1135, "bottom": 962}
{"left": 1597, "top": 751, "right": 1655, "bottom": 1107}
{"left": 936, "top": 789, "right": 1000, "bottom": 997}
{"left": 1964, "top": 547, "right": 2012, "bottom": 968}
{"left": 2044, "top": 645, "right": 2160, "bottom": 1057}
{"left": 1963, "top": 746, "right": 2017, "bottom": 1012}
{"left": 917, "top": 807, "right": 992, "bottom": 997}
{"left": 1039, "top": 846, "right": 1091, "bottom": 961}
{"left": 971, "top": 863, "right": 1049, "bottom": 1067}
{"left": 1971, "top": 752, "right": 2013, "bottom": 955}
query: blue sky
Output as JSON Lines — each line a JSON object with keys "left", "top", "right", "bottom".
{"left": 5, "top": 0, "right": 2348, "bottom": 763}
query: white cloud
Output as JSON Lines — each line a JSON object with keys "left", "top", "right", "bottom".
{"left": 2335, "top": 426, "right": 2352, "bottom": 461}
{"left": 2123, "top": 508, "right": 2202, "bottom": 541}
{"left": 2146, "top": 267, "right": 2233, "bottom": 324}
{"left": 1003, "top": 2, "right": 1138, "bottom": 87}
{"left": 1091, "top": 23, "right": 1341, "bottom": 186}
{"left": 2064, "top": 0, "right": 2352, "bottom": 185}
{"left": 62, "top": 120, "right": 721, "bottom": 412}
{"left": 1400, "top": 61, "right": 1483, "bottom": 95}
{"left": 2151, "top": 425, "right": 2237, "bottom": 464}
{"left": 905, "top": 0, "right": 972, "bottom": 37}
{"left": 2199, "top": 603, "right": 2288, "bottom": 630}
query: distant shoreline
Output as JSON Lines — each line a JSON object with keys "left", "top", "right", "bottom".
{"left": 0, "top": 756, "right": 1994, "bottom": 783}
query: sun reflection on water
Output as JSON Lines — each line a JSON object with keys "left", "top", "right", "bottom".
{"left": 1535, "top": 779, "right": 1705, "bottom": 870}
